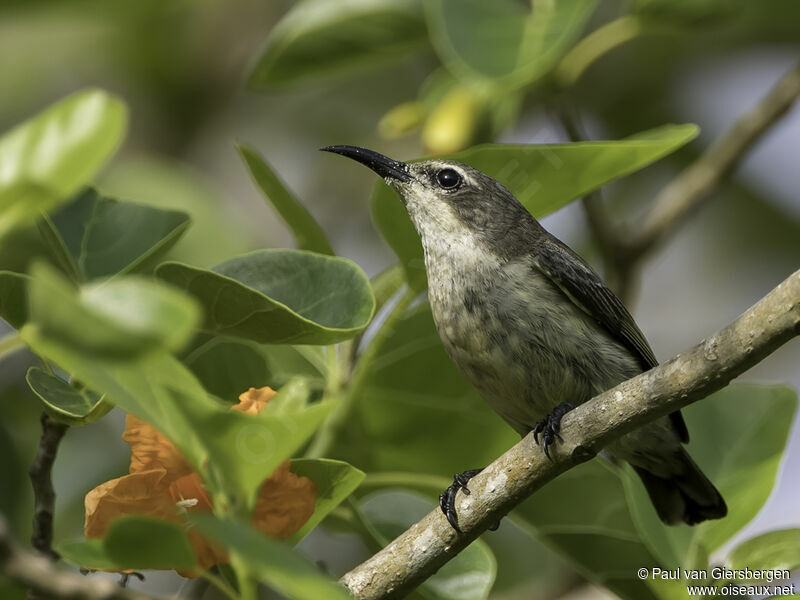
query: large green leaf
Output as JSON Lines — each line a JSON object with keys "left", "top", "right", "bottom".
{"left": 359, "top": 490, "right": 496, "bottom": 600}
{"left": 727, "top": 528, "right": 800, "bottom": 572}
{"left": 184, "top": 336, "right": 326, "bottom": 401}
{"left": 156, "top": 250, "right": 375, "bottom": 345}
{"left": 191, "top": 515, "right": 352, "bottom": 600}
{"left": 371, "top": 123, "right": 699, "bottom": 288}
{"left": 40, "top": 188, "right": 190, "bottom": 281}
{"left": 0, "top": 89, "right": 127, "bottom": 240}
{"left": 237, "top": 145, "right": 334, "bottom": 256}
{"left": 58, "top": 517, "right": 197, "bottom": 572}
{"left": 288, "top": 458, "right": 366, "bottom": 544}
{"left": 28, "top": 262, "right": 201, "bottom": 357}
{"left": 26, "top": 367, "right": 111, "bottom": 426}
{"left": 104, "top": 516, "right": 197, "bottom": 571}
{"left": 621, "top": 385, "right": 797, "bottom": 569}
{"left": 248, "top": 0, "right": 427, "bottom": 90}
{"left": 0, "top": 271, "right": 30, "bottom": 329}
{"left": 426, "top": 0, "right": 597, "bottom": 90}
{"left": 513, "top": 460, "right": 664, "bottom": 600}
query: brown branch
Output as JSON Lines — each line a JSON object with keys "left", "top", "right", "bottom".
{"left": 624, "top": 61, "right": 800, "bottom": 258}
{"left": 340, "top": 269, "right": 800, "bottom": 599}
{"left": 0, "top": 516, "right": 155, "bottom": 600}
{"left": 29, "top": 411, "right": 68, "bottom": 559}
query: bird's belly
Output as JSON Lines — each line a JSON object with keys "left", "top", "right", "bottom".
{"left": 429, "top": 264, "right": 641, "bottom": 435}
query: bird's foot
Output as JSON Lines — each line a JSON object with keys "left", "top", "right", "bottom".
{"left": 439, "top": 469, "right": 483, "bottom": 533}
{"left": 533, "top": 402, "right": 575, "bottom": 460}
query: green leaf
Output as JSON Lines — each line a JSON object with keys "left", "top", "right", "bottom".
{"left": 622, "top": 384, "right": 797, "bottom": 568}
{"left": 288, "top": 458, "right": 366, "bottom": 544}
{"left": 426, "top": 0, "right": 597, "bottom": 90}
{"left": 40, "top": 188, "right": 190, "bottom": 281}
{"left": 184, "top": 336, "right": 326, "bottom": 401}
{"left": 248, "top": 0, "right": 427, "bottom": 91}
{"left": 57, "top": 538, "right": 121, "bottom": 571}
{"left": 28, "top": 262, "right": 201, "bottom": 357}
{"left": 0, "top": 271, "right": 30, "bottom": 329}
{"left": 728, "top": 529, "right": 800, "bottom": 572}
{"left": 156, "top": 249, "right": 375, "bottom": 345}
{"left": 514, "top": 460, "right": 663, "bottom": 600}
{"left": 26, "top": 367, "right": 111, "bottom": 426}
{"left": 371, "top": 124, "right": 699, "bottom": 288}
{"left": 237, "top": 145, "right": 334, "bottom": 255}
{"left": 104, "top": 516, "right": 197, "bottom": 571}
{"left": 191, "top": 515, "right": 352, "bottom": 600}
{"left": 359, "top": 490, "right": 496, "bottom": 600}
{"left": 0, "top": 89, "right": 127, "bottom": 240}
{"left": 266, "top": 378, "right": 314, "bottom": 415}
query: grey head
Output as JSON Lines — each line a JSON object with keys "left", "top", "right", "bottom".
{"left": 321, "top": 145, "right": 544, "bottom": 260}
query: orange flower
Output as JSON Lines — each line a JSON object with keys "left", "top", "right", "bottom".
{"left": 84, "top": 386, "right": 317, "bottom": 575}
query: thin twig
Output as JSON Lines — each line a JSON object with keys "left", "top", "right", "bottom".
{"left": 340, "top": 269, "right": 800, "bottom": 600}
{"left": 29, "top": 411, "right": 68, "bottom": 559}
{"left": 625, "top": 61, "right": 800, "bottom": 258}
{"left": 0, "top": 516, "right": 154, "bottom": 600}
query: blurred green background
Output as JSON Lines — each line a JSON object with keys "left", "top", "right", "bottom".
{"left": 1, "top": 1, "right": 799, "bottom": 598}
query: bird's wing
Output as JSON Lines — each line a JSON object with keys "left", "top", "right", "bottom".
{"left": 532, "top": 237, "right": 689, "bottom": 442}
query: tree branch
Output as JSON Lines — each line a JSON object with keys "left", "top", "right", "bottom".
{"left": 0, "top": 516, "right": 155, "bottom": 600}
{"left": 624, "top": 61, "right": 800, "bottom": 258}
{"left": 340, "top": 269, "right": 800, "bottom": 600}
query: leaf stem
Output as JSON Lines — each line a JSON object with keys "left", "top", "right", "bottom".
{"left": 0, "top": 332, "right": 24, "bottom": 360}
{"left": 555, "top": 15, "right": 644, "bottom": 88}
{"left": 305, "top": 288, "right": 416, "bottom": 458}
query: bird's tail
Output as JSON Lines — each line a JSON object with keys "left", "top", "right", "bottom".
{"left": 633, "top": 449, "right": 727, "bottom": 526}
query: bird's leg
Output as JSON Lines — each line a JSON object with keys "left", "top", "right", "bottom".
{"left": 532, "top": 401, "right": 575, "bottom": 459}
{"left": 439, "top": 469, "right": 482, "bottom": 533}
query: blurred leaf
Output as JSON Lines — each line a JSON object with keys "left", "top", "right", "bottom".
{"left": 156, "top": 250, "right": 375, "bottom": 345}
{"left": 266, "top": 378, "right": 313, "bottom": 415}
{"left": 514, "top": 460, "right": 662, "bottom": 600}
{"left": 26, "top": 367, "right": 111, "bottom": 426}
{"left": 191, "top": 515, "right": 352, "bottom": 600}
{"left": 371, "top": 123, "right": 699, "bottom": 288}
{"left": 0, "top": 271, "right": 29, "bottom": 329}
{"left": 622, "top": 385, "right": 797, "bottom": 568}
{"left": 633, "top": 0, "right": 740, "bottom": 24}
{"left": 28, "top": 263, "right": 201, "bottom": 357}
{"left": 289, "top": 458, "right": 366, "bottom": 543}
{"left": 40, "top": 188, "right": 190, "bottom": 281}
{"left": 184, "top": 336, "right": 326, "bottom": 401}
{"left": 104, "top": 516, "right": 197, "bottom": 571}
{"left": 728, "top": 528, "right": 800, "bottom": 572}
{"left": 249, "top": 0, "right": 427, "bottom": 90}
{"left": 57, "top": 538, "right": 121, "bottom": 571}
{"left": 359, "top": 490, "right": 496, "bottom": 600}
{"left": 237, "top": 145, "right": 334, "bottom": 255}
{"left": 0, "top": 89, "right": 127, "bottom": 240}
{"left": 335, "top": 301, "right": 516, "bottom": 474}
{"left": 426, "top": 0, "right": 597, "bottom": 90}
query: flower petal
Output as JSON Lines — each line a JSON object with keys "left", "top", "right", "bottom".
{"left": 252, "top": 461, "right": 316, "bottom": 539}
{"left": 123, "top": 413, "right": 193, "bottom": 479}
{"left": 233, "top": 386, "right": 276, "bottom": 415}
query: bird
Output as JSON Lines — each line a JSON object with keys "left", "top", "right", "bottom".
{"left": 322, "top": 145, "right": 727, "bottom": 532}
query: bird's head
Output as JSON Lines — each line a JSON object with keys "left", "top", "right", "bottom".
{"left": 321, "top": 145, "right": 531, "bottom": 247}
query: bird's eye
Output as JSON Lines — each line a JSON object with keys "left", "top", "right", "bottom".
{"left": 436, "top": 168, "right": 461, "bottom": 190}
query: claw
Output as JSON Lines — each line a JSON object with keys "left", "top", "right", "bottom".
{"left": 532, "top": 402, "right": 575, "bottom": 460}
{"left": 439, "top": 469, "right": 482, "bottom": 532}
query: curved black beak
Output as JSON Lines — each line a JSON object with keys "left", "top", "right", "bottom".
{"left": 320, "top": 145, "right": 411, "bottom": 182}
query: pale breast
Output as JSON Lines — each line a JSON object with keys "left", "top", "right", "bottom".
{"left": 426, "top": 252, "right": 642, "bottom": 435}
